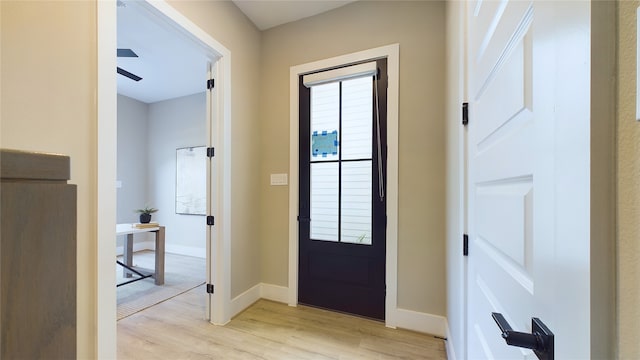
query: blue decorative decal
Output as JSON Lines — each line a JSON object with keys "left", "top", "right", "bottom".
{"left": 312, "top": 130, "right": 339, "bottom": 157}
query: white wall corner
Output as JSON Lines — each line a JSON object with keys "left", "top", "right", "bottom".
{"left": 230, "top": 283, "right": 261, "bottom": 318}
{"left": 394, "top": 308, "right": 447, "bottom": 338}
{"left": 260, "top": 283, "right": 289, "bottom": 303}
{"left": 444, "top": 319, "right": 457, "bottom": 360}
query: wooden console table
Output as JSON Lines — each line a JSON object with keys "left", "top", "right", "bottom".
{"left": 116, "top": 223, "right": 165, "bottom": 285}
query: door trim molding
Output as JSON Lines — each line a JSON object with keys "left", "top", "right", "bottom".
{"left": 96, "top": 2, "right": 118, "bottom": 357}
{"left": 97, "top": 1, "right": 232, "bottom": 357}
{"left": 288, "top": 44, "right": 399, "bottom": 326}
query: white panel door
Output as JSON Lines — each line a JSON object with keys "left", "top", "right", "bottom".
{"left": 466, "top": 1, "right": 590, "bottom": 359}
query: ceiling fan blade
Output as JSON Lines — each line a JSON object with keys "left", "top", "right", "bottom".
{"left": 117, "top": 48, "right": 138, "bottom": 58}
{"left": 117, "top": 67, "right": 142, "bottom": 82}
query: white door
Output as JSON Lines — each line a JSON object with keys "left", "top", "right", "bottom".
{"left": 466, "top": 1, "right": 591, "bottom": 359}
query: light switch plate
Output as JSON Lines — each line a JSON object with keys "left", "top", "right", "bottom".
{"left": 270, "top": 173, "right": 288, "bottom": 186}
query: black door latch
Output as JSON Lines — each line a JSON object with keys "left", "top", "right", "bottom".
{"left": 491, "top": 312, "right": 554, "bottom": 360}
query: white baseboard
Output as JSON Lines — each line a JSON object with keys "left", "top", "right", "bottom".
{"left": 260, "top": 283, "right": 289, "bottom": 303}
{"left": 445, "top": 319, "right": 457, "bottom": 360}
{"left": 394, "top": 308, "right": 447, "bottom": 338}
{"left": 165, "top": 244, "right": 206, "bottom": 258}
{"left": 115, "top": 241, "right": 154, "bottom": 256}
{"left": 230, "top": 283, "right": 262, "bottom": 318}
{"left": 230, "top": 283, "right": 289, "bottom": 318}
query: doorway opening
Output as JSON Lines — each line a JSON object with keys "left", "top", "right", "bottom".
{"left": 97, "top": 1, "right": 232, "bottom": 357}
{"left": 114, "top": 0, "right": 213, "bottom": 321}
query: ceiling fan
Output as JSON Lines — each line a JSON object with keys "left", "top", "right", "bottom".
{"left": 117, "top": 48, "right": 142, "bottom": 82}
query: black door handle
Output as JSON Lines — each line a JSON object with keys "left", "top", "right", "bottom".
{"left": 491, "top": 312, "right": 554, "bottom": 360}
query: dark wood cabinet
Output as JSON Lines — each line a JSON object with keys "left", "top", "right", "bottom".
{"left": 1, "top": 149, "right": 77, "bottom": 359}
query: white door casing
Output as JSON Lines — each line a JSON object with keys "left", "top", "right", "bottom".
{"left": 208, "top": 54, "right": 233, "bottom": 326}
{"left": 465, "top": 1, "right": 591, "bottom": 359}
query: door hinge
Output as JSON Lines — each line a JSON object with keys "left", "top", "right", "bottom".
{"left": 207, "top": 147, "right": 215, "bottom": 158}
{"left": 206, "top": 283, "right": 214, "bottom": 294}
{"left": 207, "top": 215, "right": 215, "bottom": 226}
{"left": 207, "top": 78, "right": 215, "bottom": 90}
{"left": 463, "top": 234, "right": 469, "bottom": 256}
{"left": 462, "top": 102, "right": 469, "bottom": 126}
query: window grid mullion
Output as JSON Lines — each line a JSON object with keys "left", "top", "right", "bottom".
{"left": 338, "top": 81, "right": 343, "bottom": 243}
{"left": 310, "top": 157, "right": 372, "bottom": 164}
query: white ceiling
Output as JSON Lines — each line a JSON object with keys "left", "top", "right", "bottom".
{"left": 117, "top": 1, "right": 212, "bottom": 104}
{"left": 232, "top": 0, "right": 356, "bottom": 31}
{"left": 117, "top": 1, "right": 353, "bottom": 104}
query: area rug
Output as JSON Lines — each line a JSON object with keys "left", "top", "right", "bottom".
{"left": 116, "top": 252, "right": 205, "bottom": 320}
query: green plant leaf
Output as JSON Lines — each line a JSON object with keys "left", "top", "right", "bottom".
{"left": 135, "top": 206, "right": 158, "bottom": 214}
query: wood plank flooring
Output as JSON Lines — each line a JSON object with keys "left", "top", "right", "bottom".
{"left": 118, "top": 285, "right": 447, "bottom": 359}
{"left": 117, "top": 251, "right": 205, "bottom": 320}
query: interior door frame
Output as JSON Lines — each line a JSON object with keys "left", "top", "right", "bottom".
{"left": 288, "top": 44, "right": 400, "bottom": 327}
{"left": 455, "top": 1, "right": 616, "bottom": 358}
{"left": 444, "top": 1, "right": 469, "bottom": 359}
{"left": 96, "top": 1, "right": 232, "bottom": 357}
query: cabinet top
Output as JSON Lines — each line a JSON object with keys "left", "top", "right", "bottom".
{"left": 1, "top": 149, "right": 70, "bottom": 181}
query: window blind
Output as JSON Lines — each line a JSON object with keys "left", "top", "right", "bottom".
{"left": 303, "top": 62, "right": 377, "bottom": 88}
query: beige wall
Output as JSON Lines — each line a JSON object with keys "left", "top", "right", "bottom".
{"left": 0, "top": 1, "right": 97, "bottom": 357}
{"left": 259, "top": 1, "right": 446, "bottom": 315}
{"left": 591, "top": 1, "right": 616, "bottom": 358}
{"left": 167, "top": 0, "right": 262, "bottom": 298}
{"left": 618, "top": 1, "right": 640, "bottom": 358}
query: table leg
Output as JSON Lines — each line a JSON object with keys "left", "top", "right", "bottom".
{"left": 154, "top": 226, "right": 165, "bottom": 285}
{"left": 123, "top": 233, "right": 133, "bottom": 278}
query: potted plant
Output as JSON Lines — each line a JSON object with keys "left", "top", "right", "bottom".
{"left": 135, "top": 206, "right": 158, "bottom": 224}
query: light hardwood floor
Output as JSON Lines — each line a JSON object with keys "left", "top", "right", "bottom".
{"left": 118, "top": 285, "right": 447, "bottom": 359}
{"left": 116, "top": 251, "right": 205, "bottom": 320}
